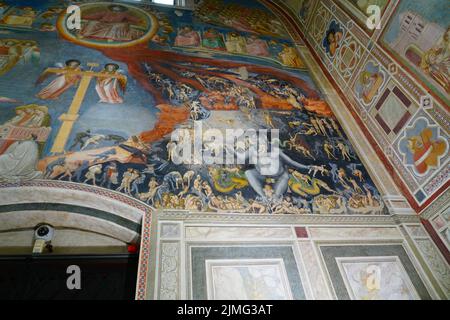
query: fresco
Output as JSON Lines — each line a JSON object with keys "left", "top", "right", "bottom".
{"left": 0, "top": 0, "right": 384, "bottom": 215}
{"left": 354, "top": 60, "right": 386, "bottom": 106}
{"left": 398, "top": 117, "right": 448, "bottom": 177}
{"left": 194, "top": 0, "right": 289, "bottom": 39}
{"left": 283, "top": 0, "right": 315, "bottom": 24}
{"left": 0, "top": 2, "right": 63, "bottom": 31}
{"left": 206, "top": 261, "right": 293, "bottom": 300}
{"left": 0, "top": 39, "right": 40, "bottom": 76}
{"left": 335, "top": 0, "right": 390, "bottom": 32}
{"left": 322, "top": 21, "right": 343, "bottom": 58}
{"left": 57, "top": 2, "right": 159, "bottom": 48}
{"left": 382, "top": 0, "right": 449, "bottom": 104}
{"left": 298, "top": 0, "right": 316, "bottom": 24}
{"left": 337, "top": 258, "right": 420, "bottom": 300}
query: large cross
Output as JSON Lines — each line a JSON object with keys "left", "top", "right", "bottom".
{"left": 45, "top": 63, "right": 127, "bottom": 154}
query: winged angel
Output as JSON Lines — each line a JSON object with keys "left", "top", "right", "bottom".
{"left": 35, "top": 60, "right": 82, "bottom": 100}
{"left": 35, "top": 61, "right": 127, "bottom": 103}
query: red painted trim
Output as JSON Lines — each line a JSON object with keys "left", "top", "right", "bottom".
{"left": 420, "top": 180, "right": 450, "bottom": 210}
{"left": 262, "top": 0, "right": 449, "bottom": 213}
{"left": 295, "top": 227, "right": 309, "bottom": 239}
{"left": 421, "top": 219, "right": 450, "bottom": 265}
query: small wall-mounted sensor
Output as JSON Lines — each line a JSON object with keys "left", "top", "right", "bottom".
{"left": 34, "top": 224, "right": 54, "bottom": 242}
{"left": 33, "top": 224, "right": 55, "bottom": 254}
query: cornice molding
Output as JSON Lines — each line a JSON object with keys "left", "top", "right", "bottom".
{"left": 155, "top": 210, "right": 420, "bottom": 225}
{"left": 0, "top": 179, "right": 151, "bottom": 213}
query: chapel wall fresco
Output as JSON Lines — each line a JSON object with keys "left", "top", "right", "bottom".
{"left": 0, "top": 0, "right": 386, "bottom": 215}
{"left": 278, "top": 0, "right": 449, "bottom": 215}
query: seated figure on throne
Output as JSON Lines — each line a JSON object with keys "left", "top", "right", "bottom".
{"left": 78, "top": 5, "right": 144, "bottom": 42}
{"left": 0, "top": 39, "right": 19, "bottom": 74}
{"left": 225, "top": 32, "right": 247, "bottom": 54}
{"left": 0, "top": 134, "right": 42, "bottom": 182}
{"left": 278, "top": 44, "right": 304, "bottom": 68}
{"left": 359, "top": 70, "right": 383, "bottom": 104}
{"left": 0, "top": 39, "right": 39, "bottom": 76}
{"left": 202, "top": 29, "right": 226, "bottom": 51}
{"left": 174, "top": 26, "right": 200, "bottom": 47}
{"left": 420, "top": 27, "right": 450, "bottom": 93}
{"left": 1, "top": 6, "right": 36, "bottom": 27}
{"left": 246, "top": 35, "right": 270, "bottom": 57}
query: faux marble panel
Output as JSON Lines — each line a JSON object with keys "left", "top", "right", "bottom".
{"left": 308, "top": 227, "right": 401, "bottom": 239}
{"left": 185, "top": 227, "right": 293, "bottom": 241}
{"left": 297, "top": 241, "right": 331, "bottom": 299}
{"left": 414, "top": 239, "right": 450, "bottom": 297}
{"left": 205, "top": 259, "right": 293, "bottom": 300}
{"left": 319, "top": 245, "right": 431, "bottom": 300}
{"left": 160, "top": 223, "right": 181, "bottom": 239}
{"left": 406, "top": 225, "right": 429, "bottom": 239}
{"left": 159, "top": 242, "right": 180, "bottom": 300}
{"left": 336, "top": 256, "right": 420, "bottom": 300}
{"left": 190, "top": 246, "right": 305, "bottom": 300}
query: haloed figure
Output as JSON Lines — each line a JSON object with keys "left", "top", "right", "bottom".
{"left": 79, "top": 5, "right": 144, "bottom": 42}
{"left": 36, "top": 59, "right": 81, "bottom": 100}
{"left": 96, "top": 63, "right": 127, "bottom": 104}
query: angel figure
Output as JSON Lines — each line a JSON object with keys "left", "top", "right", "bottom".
{"left": 0, "top": 39, "right": 39, "bottom": 76}
{"left": 95, "top": 63, "right": 127, "bottom": 104}
{"left": 36, "top": 60, "right": 82, "bottom": 100}
{"left": 0, "top": 96, "right": 18, "bottom": 103}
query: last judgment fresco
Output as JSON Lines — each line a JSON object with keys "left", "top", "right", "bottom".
{"left": 0, "top": 0, "right": 385, "bottom": 215}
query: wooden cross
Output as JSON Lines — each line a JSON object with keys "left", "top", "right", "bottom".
{"left": 46, "top": 62, "right": 127, "bottom": 154}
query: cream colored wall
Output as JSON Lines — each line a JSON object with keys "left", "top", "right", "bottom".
{"left": 141, "top": 211, "right": 450, "bottom": 300}
{"left": 0, "top": 229, "right": 129, "bottom": 255}
{"left": 0, "top": 181, "right": 146, "bottom": 255}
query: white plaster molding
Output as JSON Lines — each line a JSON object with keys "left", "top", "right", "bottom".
{"left": 0, "top": 183, "right": 142, "bottom": 223}
{"left": 0, "top": 229, "right": 126, "bottom": 247}
{"left": 185, "top": 226, "right": 293, "bottom": 241}
{"left": 308, "top": 226, "right": 402, "bottom": 240}
{"left": 0, "top": 210, "right": 137, "bottom": 243}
